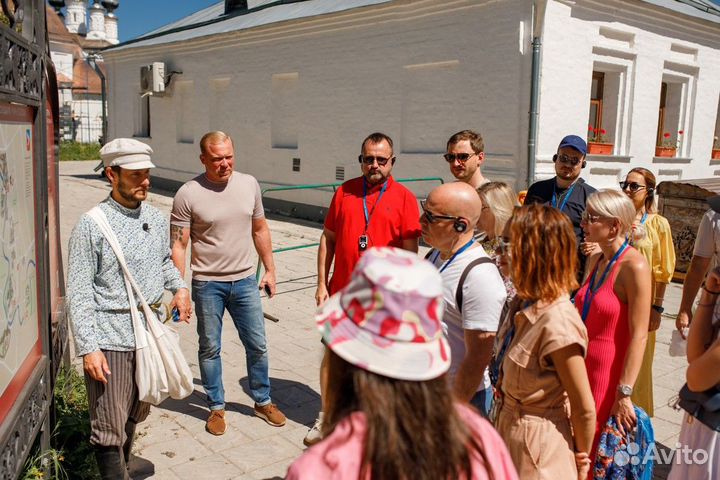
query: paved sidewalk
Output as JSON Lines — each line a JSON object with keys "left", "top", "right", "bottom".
{"left": 59, "top": 161, "right": 687, "bottom": 479}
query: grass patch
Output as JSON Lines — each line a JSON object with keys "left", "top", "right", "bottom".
{"left": 21, "top": 367, "right": 100, "bottom": 479}
{"left": 59, "top": 141, "right": 101, "bottom": 162}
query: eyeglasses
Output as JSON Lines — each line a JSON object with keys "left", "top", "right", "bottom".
{"left": 420, "top": 201, "right": 463, "bottom": 224}
{"left": 620, "top": 181, "right": 647, "bottom": 193}
{"left": 555, "top": 154, "right": 583, "bottom": 167}
{"left": 443, "top": 152, "right": 476, "bottom": 163}
{"left": 359, "top": 155, "right": 393, "bottom": 166}
{"left": 495, "top": 237, "right": 512, "bottom": 255}
{"left": 580, "top": 211, "right": 606, "bottom": 224}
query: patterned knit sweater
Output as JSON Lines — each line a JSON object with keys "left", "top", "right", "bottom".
{"left": 67, "top": 196, "right": 186, "bottom": 356}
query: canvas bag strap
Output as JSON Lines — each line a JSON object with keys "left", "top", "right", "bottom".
{"left": 86, "top": 206, "right": 155, "bottom": 347}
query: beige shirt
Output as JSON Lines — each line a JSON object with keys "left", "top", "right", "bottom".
{"left": 500, "top": 296, "right": 588, "bottom": 408}
{"left": 171, "top": 172, "right": 264, "bottom": 281}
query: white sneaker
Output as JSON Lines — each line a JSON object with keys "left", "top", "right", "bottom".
{"left": 303, "top": 412, "right": 324, "bottom": 447}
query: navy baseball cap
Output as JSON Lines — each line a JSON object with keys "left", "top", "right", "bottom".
{"left": 558, "top": 135, "right": 587, "bottom": 156}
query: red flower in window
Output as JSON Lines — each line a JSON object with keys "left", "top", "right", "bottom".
{"left": 664, "top": 132, "right": 671, "bottom": 138}
{"left": 678, "top": 130, "right": 684, "bottom": 135}
{"left": 588, "top": 124, "right": 594, "bottom": 131}
{"left": 600, "top": 129, "right": 607, "bottom": 135}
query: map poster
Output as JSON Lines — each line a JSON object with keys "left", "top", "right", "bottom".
{"left": 0, "top": 104, "right": 40, "bottom": 425}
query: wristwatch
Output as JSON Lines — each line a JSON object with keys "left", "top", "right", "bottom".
{"left": 618, "top": 384, "right": 633, "bottom": 397}
{"left": 651, "top": 304, "right": 664, "bottom": 314}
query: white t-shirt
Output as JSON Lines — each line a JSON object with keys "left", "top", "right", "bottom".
{"left": 430, "top": 244, "right": 507, "bottom": 391}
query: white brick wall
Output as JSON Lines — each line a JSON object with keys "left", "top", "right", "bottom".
{"left": 537, "top": 0, "right": 720, "bottom": 189}
{"left": 104, "top": 0, "right": 720, "bottom": 208}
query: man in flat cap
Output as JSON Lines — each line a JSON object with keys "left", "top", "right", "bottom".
{"left": 67, "top": 138, "right": 191, "bottom": 479}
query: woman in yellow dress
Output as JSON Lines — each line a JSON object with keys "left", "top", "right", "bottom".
{"left": 621, "top": 167, "right": 676, "bottom": 416}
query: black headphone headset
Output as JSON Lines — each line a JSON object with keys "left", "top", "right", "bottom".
{"left": 553, "top": 154, "right": 587, "bottom": 169}
{"left": 453, "top": 219, "right": 467, "bottom": 233}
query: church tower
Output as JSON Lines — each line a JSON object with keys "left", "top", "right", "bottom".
{"left": 102, "top": 0, "right": 119, "bottom": 45}
{"left": 87, "top": 1, "right": 106, "bottom": 40}
{"left": 64, "top": 0, "right": 87, "bottom": 35}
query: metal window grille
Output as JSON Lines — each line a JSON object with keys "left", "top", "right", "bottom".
{"left": 335, "top": 166, "right": 344, "bottom": 181}
{"left": 292, "top": 157, "right": 300, "bottom": 172}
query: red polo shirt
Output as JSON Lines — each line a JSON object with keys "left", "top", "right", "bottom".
{"left": 324, "top": 175, "right": 421, "bottom": 294}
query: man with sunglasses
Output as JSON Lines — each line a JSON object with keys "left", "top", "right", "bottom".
{"left": 525, "top": 135, "right": 597, "bottom": 276}
{"left": 305, "top": 132, "right": 421, "bottom": 445}
{"left": 445, "top": 130, "right": 489, "bottom": 189}
{"left": 421, "top": 183, "right": 506, "bottom": 417}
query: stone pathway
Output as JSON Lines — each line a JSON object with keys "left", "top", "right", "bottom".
{"left": 59, "top": 161, "right": 688, "bottom": 479}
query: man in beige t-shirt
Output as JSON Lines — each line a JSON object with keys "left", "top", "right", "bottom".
{"left": 170, "top": 131, "right": 286, "bottom": 436}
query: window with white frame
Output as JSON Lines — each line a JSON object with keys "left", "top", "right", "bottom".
{"left": 656, "top": 63, "right": 698, "bottom": 158}
{"left": 586, "top": 65, "right": 629, "bottom": 155}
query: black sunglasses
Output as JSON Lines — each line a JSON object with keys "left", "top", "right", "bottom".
{"left": 358, "top": 155, "right": 393, "bottom": 166}
{"left": 620, "top": 181, "right": 647, "bottom": 193}
{"left": 443, "top": 152, "right": 476, "bottom": 163}
{"left": 420, "top": 201, "right": 463, "bottom": 224}
{"left": 554, "top": 154, "right": 583, "bottom": 167}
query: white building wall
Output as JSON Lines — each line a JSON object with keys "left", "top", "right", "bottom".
{"left": 50, "top": 51, "right": 74, "bottom": 80}
{"left": 537, "top": 0, "right": 720, "bottom": 188}
{"left": 72, "top": 96, "right": 104, "bottom": 143}
{"left": 105, "top": 0, "right": 534, "bottom": 207}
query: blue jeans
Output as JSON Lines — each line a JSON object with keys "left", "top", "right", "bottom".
{"left": 192, "top": 276, "right": 271, "bottom": 410}
{"left": 470, "top": 388, "right": 493, "bottom": 418}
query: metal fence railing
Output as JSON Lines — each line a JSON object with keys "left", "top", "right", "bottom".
{"left": 256, "top": 176, "right": 445, "bottom": 320}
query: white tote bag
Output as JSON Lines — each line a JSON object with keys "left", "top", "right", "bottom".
{"left": 87, "top": 207, "right": 194, "bottom": 404}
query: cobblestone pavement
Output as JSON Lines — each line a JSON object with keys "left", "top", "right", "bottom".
{"left": 59, "top": 161, "right": 687, "bottom": 479}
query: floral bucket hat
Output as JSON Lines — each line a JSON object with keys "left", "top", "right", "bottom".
{"left": 316, "top": 246, "right": 450, "bottom": 381}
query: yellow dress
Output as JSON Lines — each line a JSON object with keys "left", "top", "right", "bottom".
{"left": 630, "top": 213, "right": 675, "bottom": 416}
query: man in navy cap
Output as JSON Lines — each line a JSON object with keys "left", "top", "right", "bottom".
{"left": 524, "top": 135, "right": 597, "bottom": 276}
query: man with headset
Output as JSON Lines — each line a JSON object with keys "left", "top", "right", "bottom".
{"left": 525, "top": 135, "right": 597, "bottom": 275}
{"left": 305, "top": 132, "right": 421, "bottom": 445}
{"left": 421, "top": 182, "right": 506, "bottom": 417}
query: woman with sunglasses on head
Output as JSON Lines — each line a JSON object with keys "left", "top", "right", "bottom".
{"left": 287, "top": 247, "right": 518, "bottom": 480}
{"left": 574, "top": 190, "right": 651, "bottom": 466}
{"left": 620, "top": 168, "right": 676, "bottom": 418}
{"left": 494, "top": 204, "right": 596, "bottom": 480}
{"left": 476, "top": 182, "right": 520, "bottom": 300}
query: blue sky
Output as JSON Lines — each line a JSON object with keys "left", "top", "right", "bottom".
{"left": 117, "top": 0, "right": 219, "bottom": 42}
{"left": 114, "top": 0, "right": 720, "bottom": 42}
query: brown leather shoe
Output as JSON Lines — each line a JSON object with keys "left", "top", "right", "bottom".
{"left": 206, "top": 409, "right": 226, "bottom": 435}
{"left": 254, "top": 403, "right": 286, "bottom": 427}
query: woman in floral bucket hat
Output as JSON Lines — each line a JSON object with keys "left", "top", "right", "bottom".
{"left": 286, "top": 247, "right": 518, "bottom": 480}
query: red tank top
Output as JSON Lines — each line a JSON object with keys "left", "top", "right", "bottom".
{"left": 574, "top": 248, "right": 632, "bottom": 459}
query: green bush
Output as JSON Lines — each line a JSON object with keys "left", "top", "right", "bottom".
{"left": 59, "top": 142, "right": 101, "bottom": 162}
{"left": 52, "top": 367, "right": 100, "bottom": 479}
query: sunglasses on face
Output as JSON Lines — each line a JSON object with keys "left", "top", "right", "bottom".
{"left": 443, "top": 152, "right": 476, "bottom": 163}
{"left": 580, "top": 211, "right": 606, "bottom": 224}
{"left": 620, "top": 181, "right": 647, "bottom": 193}
{"left": 420, "top": 201, "right": 463, "bottom": 224}
{"left": 555, "top": 154, "right": 583, "bottom": 167}
{"left": 358, "top": 155, "right": 393, "bottom": 166}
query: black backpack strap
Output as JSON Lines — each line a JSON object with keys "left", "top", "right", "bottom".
{"left": 456, "top": 257, "right": 494, "bottom": 314}
{"left": 424, "top": 249, "right": 435, "bottom": 260}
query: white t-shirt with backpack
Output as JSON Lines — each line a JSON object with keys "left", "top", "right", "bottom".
{"left": 428, "top": 244, "right": 506, "bottom": 391}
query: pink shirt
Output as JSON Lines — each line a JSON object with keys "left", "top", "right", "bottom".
{"left": 286, "top": 403, "right": 518, "bottom": 480}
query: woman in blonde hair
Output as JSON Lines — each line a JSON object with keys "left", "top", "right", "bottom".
{"left": 476, "top": 182, "right": 519, "bottom": 298}
{"left": 574, "top": 189, "right": 651, "bottom": 462}
{"left": 621, "top": 167, "right": 675, "bottom": 417}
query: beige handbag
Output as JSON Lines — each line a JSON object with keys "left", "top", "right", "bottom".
{"left": 87, "top": 207, "right": 194, "bottom": 405}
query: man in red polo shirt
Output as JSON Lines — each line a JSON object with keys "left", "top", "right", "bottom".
{"left": 304, "top": 132, "right": 421, "bottom": 445}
